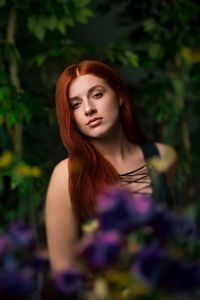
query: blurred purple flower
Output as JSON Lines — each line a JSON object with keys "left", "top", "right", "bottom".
{"left": 0, "top": 234, "right": 10, "bottom": 256}
{"left": 128, "top": 194, "right": 156, "bottom": 225}
{"left": 2, "top": 253, "right": 18, "bottom": 271}
{"left": 149, "top": 208, "right": 197, "bottom": 242}
{"left": 96, "top": 186, "right": 155, "bottom": 233}
{"left": 79, "top": 231, "right": 122, "bottom": 270}
{"left": 0, "top": 267, "right": 37, "bottom": 295}
{"left": 173, "top": 215, "right": 197, "bottom": 240}
{"left": 9, "top": 221, "right": 36, "bottom": 251}
{"left": 0, "top": 221, "right": 47, "bottom": 298}
{"left": 96, "top": 185, "right": 196, "bottom": 244}
{"left": 55, "top": 268, "right": 85, "bottom": 294}
{"left": 149, "top": 208, "right": 175, "bottom": 241}
{"left": 132, "top": 245, "right": 200, "bottom": 292}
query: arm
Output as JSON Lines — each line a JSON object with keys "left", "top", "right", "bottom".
{"left": 45, "top": 159, "right": 79, "bottom": 275}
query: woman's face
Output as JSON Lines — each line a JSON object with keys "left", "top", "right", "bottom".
{"left": 68, "top": 74, "right": 121, "bottom": 140}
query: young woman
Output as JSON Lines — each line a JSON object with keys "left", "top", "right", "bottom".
{"left": 45, "top": 60, "right": 178, "bottom": 275}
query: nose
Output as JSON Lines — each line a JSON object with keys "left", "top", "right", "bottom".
{"left": 84, "top": 101, "right": 97, "bottom": 116}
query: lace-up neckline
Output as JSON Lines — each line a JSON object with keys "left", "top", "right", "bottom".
{"left": 119, "top": 164, "right": 152, "bottom": 195}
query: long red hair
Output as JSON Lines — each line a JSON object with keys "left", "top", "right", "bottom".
{"left": 55, "top": 60, "right": 145, "bottom": 221}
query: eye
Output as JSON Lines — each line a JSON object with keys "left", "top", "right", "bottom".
{"left": 71, "top": 102, "right": 80, "bottom": 110}
{"left": 92, "top": 92, "right": 103, "bottom": 99}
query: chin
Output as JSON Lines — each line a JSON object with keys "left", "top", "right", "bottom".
{"left": 86, "top": 130, "right": 117, "bottom": 141}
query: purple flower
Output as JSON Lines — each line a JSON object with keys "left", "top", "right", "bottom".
{"left": 0, "top": 267, "right": 37, "bottom": 295}
{"left": 132, "top": 245, "right": 200, "bottom": 292}
{"left": 149, "top": 208, "right": 197, "bottom": 242}
{"left": 128, "top": 194, "right": 156, "bottom": 226}
{"left": 9, "top": 221, "right": 36, "bottom": 251}
{"left": 149, "top": 208, "right": 175, "bottom": 241}
{"left": 0, "top": 221, "right": 48, "bottom": 299}
{"left": 173, "top": 215, "right": 196, "bottom": 240}
{"left": 96, "top": 186, "right": 155, "bottom": 233}
{"left": 2, "top": 253, "right": 18, "bottom": 271}
{"left": 0, "top": 234, "right": 10, "bottom": 256}
{"left": 79, "top": 231, "right": 122, "bottom": 270}
{"left": 55, "top": 268, "right": 85, "bottom": 294}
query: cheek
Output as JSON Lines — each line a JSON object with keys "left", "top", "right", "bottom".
{"left": 106, "top": 98, "right": 120, "bottom": 114}
{"left": 73, "top": 110, "right": 81, "bottom": 122}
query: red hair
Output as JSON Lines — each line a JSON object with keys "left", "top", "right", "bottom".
{"left": 55, "top": 60, "right": 145, "bottom": 221}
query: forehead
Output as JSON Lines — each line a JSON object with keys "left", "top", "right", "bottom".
{"left": 69, "top": 74, "right": 107, "bottom": 98}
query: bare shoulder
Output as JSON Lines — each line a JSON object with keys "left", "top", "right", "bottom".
{"left": 51, "top": 158, "right": 69, "bottom": 178}
{"left": 45, "top": 158, "right": 70, "bottom": 207}
{"left": 49, "top": 158, "right": 69, "bottom": 186}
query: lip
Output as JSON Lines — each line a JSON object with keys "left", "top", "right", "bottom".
{"left": 87, "top": 117, "right": 103, "bottom": 126}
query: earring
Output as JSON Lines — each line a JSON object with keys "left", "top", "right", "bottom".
{"left": 119, "top": 99, "right": 123, "bottom": 106}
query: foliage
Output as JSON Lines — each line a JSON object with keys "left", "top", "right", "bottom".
{"left": 0, "top": 0, "right": 93, "bottom": 230}
{"left": 96, "top": 0, "right": 200, "bottom": 205}
{"left": 0, "top": 151, "right": 42, "bottom": 228}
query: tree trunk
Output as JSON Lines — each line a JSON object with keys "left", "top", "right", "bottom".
{"left": 6, "top": 7, "right": 23, "bottom": 156}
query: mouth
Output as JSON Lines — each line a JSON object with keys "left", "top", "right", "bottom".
{"left": 87, "top": 117, "right": 103, "bottom": 126}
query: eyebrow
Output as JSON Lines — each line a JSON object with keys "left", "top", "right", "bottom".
{"left": 69, "top": 85, "right": 104, "bottom": 102}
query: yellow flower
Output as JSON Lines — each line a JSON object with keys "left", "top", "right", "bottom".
{"left": 0, "top": 151, "right": 13, "bottom": 167}
{"left": 31, "top": 166, "right": 41, "bottom": 177}
{"left": 148, "top": 146, "right": 177, "bottom": 172}
{"left": 181, "top": 47, "right": 200, "bottom": 64}
{"left": 82, "top": 219, "right": 99, "bottom": 233}
{"left": 93, "top": 277, "right": 110, "bottom": 299}
{"left": 148, "top": 155, "right": 169, "bottom": 172}
{"left": 14, "top": 163, "right": 32, "bottom": 176}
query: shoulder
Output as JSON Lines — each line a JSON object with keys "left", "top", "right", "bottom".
{"left": 49, "top": 158, "right": 69, "bottom": 185}
{"left": 52, "top": 158, "right": 69, "bottom": 175}
{"left": 45, "top": 158, "right": 70, "bottom": 205}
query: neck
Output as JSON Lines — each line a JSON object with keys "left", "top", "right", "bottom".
{"left": 90, "top": 126, "right": 137, "bottom": 165}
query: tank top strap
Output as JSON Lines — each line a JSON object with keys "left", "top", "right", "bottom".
{"left": 140, "top": 142, "right": 173, "bottom": 207}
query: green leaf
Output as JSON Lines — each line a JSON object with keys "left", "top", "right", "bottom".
{"left": 43, "top": 15, "right": 57, "bottom": 31}
{"left": 57, "top": 19, "right": 67, "bottom": 34}
{"left": 125, "top": 51, "right": 139, "bottom": 68}
{"left": 75, "top": 7, "right": 93, "bottom": 23}
{"left": 143, "top": 18, "right": 156, "bottom": 33}
{"left": 11, "top": 173, "right": 22, "bottom": 190}
{"left": 27, "top": 16, "right": 36, "bottom": 33}
{"left": 148, "top": 43, "right": 163, "bottom": 60}
{"left": 33, "top": 54, "right": 46, "bottom": 66}
{"left": 27, "top": 16, "right": 45, "bottom": 41}
{"left": 34, "top": 25, "right": 45, "bottom": 41}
